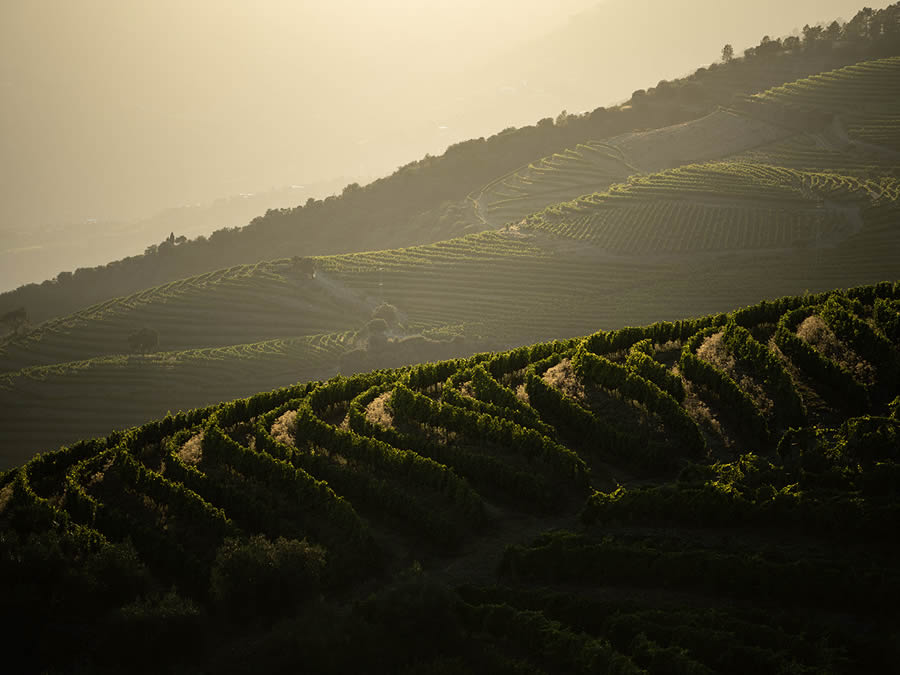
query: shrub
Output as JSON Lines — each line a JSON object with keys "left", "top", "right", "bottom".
{"left": 209, "top": 535, "right": 325, "bottom": 623}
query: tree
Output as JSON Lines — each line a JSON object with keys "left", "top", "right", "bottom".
{"left": 365, "top": 318, "right": 389, "bottom": 351}
{"left": 721, "top": 44, "right": 734, "bottom": 62}
{"left": 210, "top": 536, "right": 325, "bottom": 622}
{"left": 783, "top": 35, "right": 801, "bottom": 51}
{"left": 757, "top": 35, "right": 781, "bottom": 58}
{"left": 802, "top": 24, "right": 823, "bottom": 46}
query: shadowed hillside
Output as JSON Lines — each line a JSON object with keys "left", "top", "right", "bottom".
{"left": 2, "top": 281, "right": 898, "bottom": 673}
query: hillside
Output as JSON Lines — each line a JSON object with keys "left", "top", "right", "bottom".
{"left": 3, "top": 282, "right": 898, "bottom": 673}
{"left": 2, "top": 53, "right": 900, "bottom": 464}
{"left": 4, "top": 3, "right": 899, "bottom": 325}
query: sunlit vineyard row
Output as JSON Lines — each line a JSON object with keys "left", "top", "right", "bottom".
{"left": 522, "top": 161, "right": 898, "bottom": 253}
{"left": 755, "top": 56, "right": 900, "bottom": 149}
{"left": 5, "top": 198, "right": 900, "bottom": 462}
{"left": 464, "top": 57, "right": 900, "bottom": 239}
{"left": 0, "top": 258, "right": 369, "bottom": 373}
{"left": 471, "top": 142, "right": 636, "bottom": 227}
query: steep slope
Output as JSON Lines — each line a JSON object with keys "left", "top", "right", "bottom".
{"left": 472, "top": 109, "right": 789, "bottom": 227}
{"left": 3, "top": 282, "right": 898, "bottom": 673}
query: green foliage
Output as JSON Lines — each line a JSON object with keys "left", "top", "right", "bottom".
{"left": 721, "top": 321, "right": 806, "bottom": 427}
{"left": 775, "top": 306, "right": 870, "bottom": 410}
{"left": 680, "top": 328, "right": 770, "bottom": 441}
{"left": 625, "top": 340, "right": 686, "bottom": 402}
{"left": 209, "top": 535, "right": 325, "bottom": 622}
{"left": 575, "top": 345, "right": 706, "bottom": 461}
{"left": 3, "top": 280, "right": 899, "bottom": 672}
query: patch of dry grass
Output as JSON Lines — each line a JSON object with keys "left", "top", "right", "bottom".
{"left": 366, "top": 392, "right": 394, "bottom": 429}
{"left": 459, "top": 381, "right": 476, "bottom": 399}
{"left": 797, "top": 315, "right": 876, "bottom": 384}
{"left": 543, "top": 358, "right": 586, "bottom": 402}
{"left": 515, "top": 383, "right": 529, "bottom": 404}
{"left": 271, "top": 411, "right": 298, "bottom": 447}
{"left": 177, "top": 432, "right": 204, "bottom": 466}
{"left": 697, "top": 331, "right": 774, "bottom": 417}
{"left": 681, "top": 378, "right": 732, "bottom": 455}
{"left": 86, "top": 457, "right": 114, "bottom": 488}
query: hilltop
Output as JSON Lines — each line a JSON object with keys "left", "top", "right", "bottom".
{"left": 3, "top": 281, "right": 898, "bottom": 673}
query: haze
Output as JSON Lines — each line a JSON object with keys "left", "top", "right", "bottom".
{"left": 0, "top": 0, "right": 890, "bottom": 291}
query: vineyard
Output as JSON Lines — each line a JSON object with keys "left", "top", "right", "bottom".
{"left": 471, "top": 109, "right": 787, "bottom": 228}
{"left": 523, "top": 160, "right": 899, "bottom": 254}
{"left": 754, "top": 56, "right": 900, "bottom": 151}
{"left": 3, "top": 282, "right": 899, "bottom": 672}
{"left": 9, "top": 210, "right": 900, "bottom": 462}
{"left": 3, "top": 53, "right": 900, "bottom": 467}
{"left": 0, "top": 259, "right": 372, "bottom": 373}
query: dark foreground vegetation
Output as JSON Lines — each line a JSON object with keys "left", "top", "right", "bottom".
{"left": 2, "top": 282, "right": 899, "bottom": 673}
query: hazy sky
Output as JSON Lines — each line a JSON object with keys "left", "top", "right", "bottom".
{"left": 0, "top": 0, "right": 890, "bottom": 231}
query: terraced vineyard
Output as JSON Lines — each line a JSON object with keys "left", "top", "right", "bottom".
{"left": 0, "top": 259, "right": 372, "bottom": 373}
{"left": 472, "top": 56, "right": 900, "bottom": 235}
{"left": 4, "top": 282, "right": 898, "bottom": 673}
{"left": 755, "top": 56, "right": 900, "bottom": 151}
{"left": 4, "top": 54, "right": 900, "bottom": 470}
{"left": 0, "top": 332, "right": 354, "bottom": 467}
{"left": 733, "top": 129, "right": 900, "bottom": 176}
{"left": 471, "top": 141, "right": 638, "bottom": 227}
{"left": 472, "top": 109, "right": 787, "bottom": 227}
{"left": 5, "top": 181, "right": 900, "bottom": 463}
{"left": 523, "top": 161, "right": 898, "bottom": 253}
{"left": 0, "top": 207, "right": 887, "bottom": 465}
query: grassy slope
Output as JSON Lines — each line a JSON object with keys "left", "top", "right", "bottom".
{"left": 3, "top": 281, "right": 898, "bottom": 673}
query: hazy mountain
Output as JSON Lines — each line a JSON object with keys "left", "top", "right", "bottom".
{"left": 0, "top": 1, "right": 888, "bottom": 235}
{"left": 0, "top": 177, "right": 355, "bottom": 293}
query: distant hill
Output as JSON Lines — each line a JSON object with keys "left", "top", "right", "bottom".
{"left": 3, "top": 281, "right": 898, "bottom": 673}
{"left": 0, "top": 177, "right": 356, "bottom": 294}
{"left": 4, "top": 2, "right": 899, "bottom": 325}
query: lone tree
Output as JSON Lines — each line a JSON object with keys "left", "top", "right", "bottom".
{"left": 721, "top": 44, "right": 734, "bottom": 62}
{"left": 128, "top": 327, "right": 159, "bottom": 353}
{"left": 365, "top": 318, "right": 389, "bottom": 351}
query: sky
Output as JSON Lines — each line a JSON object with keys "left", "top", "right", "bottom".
{"left": 0, "top": 0, "right": 891, "bottom": 242}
